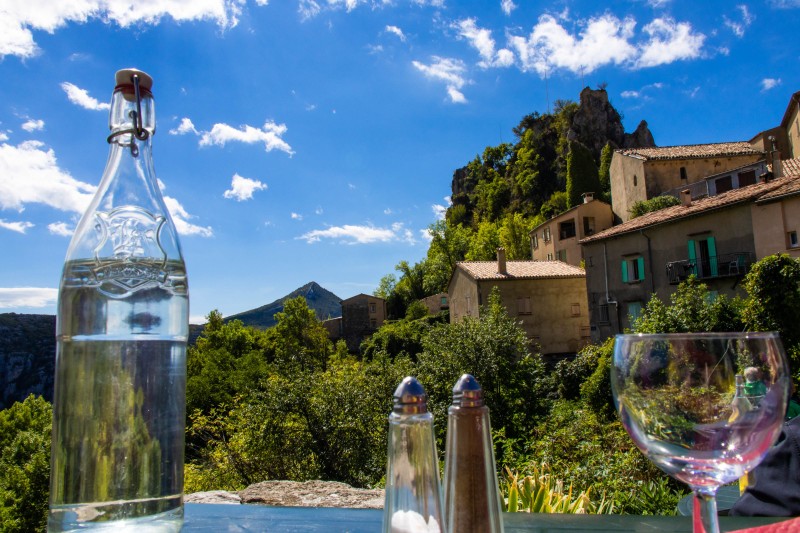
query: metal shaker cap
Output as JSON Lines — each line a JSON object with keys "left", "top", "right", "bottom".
{"left": 452, "top": 374, "right": 484, "bottom": 407}
{"left": 115, "top": 68, "right": 153, "bottom": 91}
{"left": 393, "top": 376, "right": 428, "bottom": 414}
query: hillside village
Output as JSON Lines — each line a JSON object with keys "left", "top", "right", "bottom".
{"left": 328, "top": 90, "right": 800, "bottom": 357}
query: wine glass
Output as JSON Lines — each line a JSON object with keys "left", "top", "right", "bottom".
{"left": 611, "top": 332, "right": 790, "bottom": 533}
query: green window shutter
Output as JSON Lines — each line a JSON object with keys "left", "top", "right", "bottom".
{"left": 621, "top": 260, "right": 629, "bottom": 283}
{"left": 687, "top": 239, "right": 697, "bottom": 276}
{"left": 707, "top": 237, "right": 718, "bottom": 276}
{"left": 637, "top": 257, "right": 645, "bottom": 280}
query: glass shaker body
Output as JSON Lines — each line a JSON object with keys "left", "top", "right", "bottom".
{"left": 49, "top": 69, "right": 187, "bottom": 532}
{"left": 443, "top": 374, "right": 503, "bottom": 533}
{"left": 383, "top": 377, "right": 445, "bottom": 533}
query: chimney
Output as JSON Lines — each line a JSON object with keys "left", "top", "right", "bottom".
{"left": 582, "top": 192, "right": 594, "bottom": 204}
{"left": 497, "top": 248, "right": 507, "bottom": 275}
{"left": 680, "top": 189, "right": 692, "bottom": 207}
{"left": 769, "top": 135, "right": 783, "bottom": 178}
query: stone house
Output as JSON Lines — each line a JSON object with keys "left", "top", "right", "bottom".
{"left": 581, "top": 173, "right": 800, "bottom": 342}
{"left": 325, "top": 294, "right": 387, "bottom": 352}
{"left": 421, "top": 292, "right": 448, "bottom": 315}
{"left": 448, "top": 249, "right": 590, "bottom": 355}
{"left": 530, "top": 193, "right": 613, "bottom": 266}
{"left": 750, "top": 90, "right": 800, "bottom": 161}
{"left": 609, "top": 142, "right": 764, "bottom": 223}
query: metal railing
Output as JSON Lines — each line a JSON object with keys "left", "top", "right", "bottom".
{"left": 666, "top": 252, "right": 755, "bottom": 284}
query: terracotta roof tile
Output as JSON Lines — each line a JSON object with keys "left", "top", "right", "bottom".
{"left": 616, "top": 142, "right": 762, "bottom": 161}
{"left": 456, "top": 260, "right": 585, "bottom": 280}
{"left": 757, "top": 173, "right": 800, "bottom": 202}
{"left": 581, "top": 176, "right": 798, "bottom": 243}
{"left": 776, "top": 157, "right": 800, "bottom": 178}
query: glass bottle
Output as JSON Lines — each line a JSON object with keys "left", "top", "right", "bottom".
{"left": 443, "top": 374, "right": 503, "bottom": 533}
{"left": 49, "top": 69, "right": 188, "bottom": 532}
{"left": 383, "top": 377, "right": 445, "bottom": 533}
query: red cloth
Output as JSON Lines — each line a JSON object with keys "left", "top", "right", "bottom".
{"left": 729, "top": 516, "right": 800, "bottom": 532}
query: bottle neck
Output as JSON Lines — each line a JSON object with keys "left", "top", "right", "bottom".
{"left": 107, "top": 86, "right": 155, "bottom": 157}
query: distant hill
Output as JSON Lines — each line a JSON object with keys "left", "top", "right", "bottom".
{"left": 225, "top": 281, "right": 342, "bottom": 330}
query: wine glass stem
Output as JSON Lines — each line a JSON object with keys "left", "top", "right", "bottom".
{"left": 692, "top": 491, "right": 719, "bottom": 533}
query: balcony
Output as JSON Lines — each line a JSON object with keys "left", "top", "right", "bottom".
{"left": 666, "top": 252, "right": 755, "bottom": 285}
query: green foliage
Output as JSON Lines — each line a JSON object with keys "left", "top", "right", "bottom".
{"left": 565, "top": 141, "right": 600, "bottom": 208}
{"left": 551, "top": 340, "right": 609, "bottom": 401}
{"left": 743, "top": 254, "right": 800, "bottom": 365}
{"left": 579, "top": 339, "right": 617, "bottom": 421}
{"left": 598, "top": 142, "right": 613, "bottom": 196}
{"left": 416, "top": 288, "right": 549, "bottom": 447}
{"left": 504, "top": 464, "right": 614, "bottom": 514}
{"left": 628, "top": 195, "right": 681, "bottom": 219}
{"left": 272, "top": 296, "right": 331, "bottom": 373}
{"left": 540, "top": 191, "right": 569, "bottom": 220}
{"left": 0, "top": 395, "right": 51, "bottom": 533}
{"left": 498, "top": 212, "right": 534, "bottom": 260}
{"left": 466, "top": 220, "right": 501, "bottom": 260}
{"left": 360, "top": 315, "right": 436, "bottom": 362}
{"left": 423, "top": 220, "right": 472, "bottom": 295}
{"left": 633, "top": 277, "right": 744, "bottom": 334}
{"left": 513, "top": 400, "right": 679, "bottom": 514}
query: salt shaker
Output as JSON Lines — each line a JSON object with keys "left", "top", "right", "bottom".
{"left": 383, "top": 376, "right": 445, "bottom": 533}
{"left": 443, "top": 374, "right": 504, "bottom": 533}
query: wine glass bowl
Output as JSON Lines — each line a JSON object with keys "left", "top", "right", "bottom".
{"left": 612, "top": 332, "right": 790, "bottom": 533}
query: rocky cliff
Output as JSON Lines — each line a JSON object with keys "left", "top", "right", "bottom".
{"left": 0, "top": 313, "right": 56, "bottom": 410}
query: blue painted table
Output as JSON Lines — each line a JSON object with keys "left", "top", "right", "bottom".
{"left": 183, "top": 503, "right": 783, "bottom": 532}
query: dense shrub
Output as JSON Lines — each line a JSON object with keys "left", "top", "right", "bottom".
{"left": 0, "top": 395, "right": 51, "bottom": 533}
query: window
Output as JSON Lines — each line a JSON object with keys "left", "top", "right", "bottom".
{"left": 369, "top": 303, "right": 376, "bottom": 314}
{"left": 440, "top": 296, "right": 448, "bottom": 306}
{"left": 517, "top": 297, "right": 532, "bottom": 315}
{"left": 633, "top": 174, "right": 638, "bottom": 186}
{"left": 583, "top": 216, "right": 596, "bottom": 236}
{"left": 621, "top": 256, "right": 645, "bottom": 282}
{"left": 370, "top": 319, "right": 377, "bottom": 329}
{"left": 580, "top": 326, "right": 591, "bottom": 338}
{"left": 532, "top": 233, "right": 539, "bottom": 250}
{"left": 556, "top": 249, "right": 567, "bottom": 262}
{"left": 790, "top": 231, "right": 799, "bottom": 248}
{"left": 571, "top": 303, "right": 581, "bottom": 316}
{"left": 546, "top": 253, "right": 554, "bottom": 260}
{"left": 680, "top": 167, "right": 687, "bottom": 181}
{"left": 627, "top": 302, "right": 643, "bottom": 324}
{"left": 559, "top": 220, "right": 576, "bottom": 239}
{"left": 715, "top": 176, "right": 733, "bottom": 194}
{"left": 586, "top": 256, "right": 593, "bottom": 267}
{"left": 543, "top": 227, "right": 551, "bottom": 242}
{"left": 465, "top": 295, "right": 472, "bottom": 315}
{"left": 739, "top": 170, "right": 756, "bottom": 187}
{"left": 598, "top": 304, "right": 610, "bottom": 324}
{"left": 688, "top": 236, "right": 718, "bottom": 277}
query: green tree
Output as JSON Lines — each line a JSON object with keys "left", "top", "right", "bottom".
{"left": 598, "top": 142, "right": 613, "bottom": 197}
{"left": 628, "top": 195, "right": 680, "bottom": 219}
{"left": 272, "top": 296, "right": 332, "bottom": 373}
{"left": 565, "top": 141, "right": 600, "bottom": 208}
{"left": 498, "top": 212, "right": 534, "bottom": 260}
{"left": 540, "top": 191, "right": 569, "bottom": 220}
{"left": 416, "top": 287, "right": 549, "bottom": 446}
{"left": 423, "top": 220, "right": 472, "bottom": 294}
{"left": 743, "top": 254, "right": 800, "bottom": 369}
{"left": 0, "top": 395, "right": 52, "bottom": 533}
{"left": 466, "top": 220, "right": 501, "bottom": 261}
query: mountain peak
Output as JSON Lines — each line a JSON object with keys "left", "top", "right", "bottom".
{"left": 225, "top": 282, "right": 342, "bottom": 329}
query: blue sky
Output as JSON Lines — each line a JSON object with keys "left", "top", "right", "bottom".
{"left": 1, "top": 0, "right": 798, "bottom": 323}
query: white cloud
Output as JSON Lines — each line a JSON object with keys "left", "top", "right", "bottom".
{"left": 299, "top": 224, "right": 408, "bottom": 244}
{"left": 724, "top": 5, "right": 754, "bottom": 37}
{"left": 420, "top": 228, "right": 433, "bottom": 243}
{"left": 385, "top": 25, "right": 406, "bottom": 41}
{"left": 0, "top": 219, "right": 34, "bottom": 234}
{"left": 412, "top": 56, "right": 469, "bottom": 103}
{"left": 0, "top": 140, "right": 96, "bottom": 213}
{"left": 315, "top": 206, "right": 323, "bottom": 215}
{"left": 384, "top": 208, "right": 393, "bottom": 215}
{"left": 454, "top": 18, "right": 514, "bottom": 68}
{"left": 762, "top": 78, "right": 782, "bottom": 91}
{"left": 61, "top": 82, "right": 111, "bottom": 111}
{"left": 291, "top": 212, "right": 303, "bottom": 220}
{"left": 620, "top": 82, "right": 664, "bottom": 99}
{"left": 636, "top": 18, "right": 705, "bottom": 68}
{"left": 510, "top": 14, "right": 637, "bottom": 75}
{"left": 162, "top": 195, "right": 213, "bottom": 237}
{"left": 501, "top": 0, "right": 516, "bottom": 16}
{"left": 223, "top": 173, "right": 267, "bottom": 201}
{"left": 48, "top": 222, "right": 73, "bottom": 236}
{"left": 199, "top": 120, "right": 294, "bottom": 155}
{"left": 0, "top": 287, "right": 57, "bottom": 308}
{"left": 2, "top": 1, "right": 241, "bottom": 59}
{"left": 169, "top": 117, "right": 199, "bottom": 135}
{"left": 21, "top": 119, "right": 45, "bottom": 132}
{"left": 432, "top": 204, "right": 447, "bottom": 220}
{"left": 0, "top": 132, "right": 8, "bottom": 142}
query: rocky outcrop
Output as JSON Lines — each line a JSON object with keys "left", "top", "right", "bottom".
{"left": 624, "top": 119, "right": 656, "bottom": 149}
{"left": 0, "top": 313, "right": 56, "bottom": 409}
{"left": 235, "top": 480, "right": 384, "bottom": 509}
{"left": 568, "top": 87, "right": 628, "bottom": 157}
